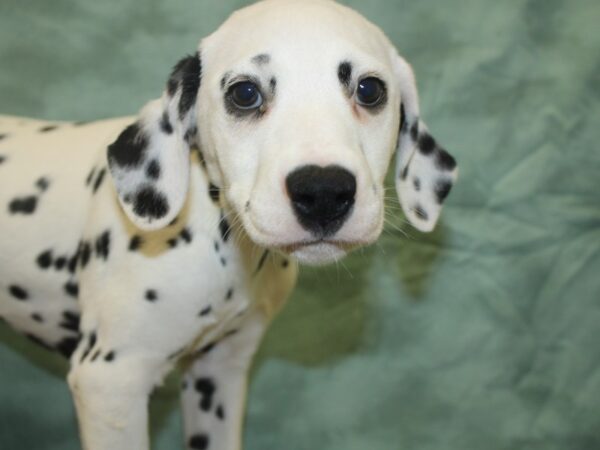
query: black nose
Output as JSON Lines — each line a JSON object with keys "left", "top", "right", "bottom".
{"left": 286, "top": 165, "right": 356, "bottom": 236}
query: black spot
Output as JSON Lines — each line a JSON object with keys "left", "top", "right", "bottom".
{"left": 9, "top": 196, "right": 37, "bottom": 214}
{"left": 167, "top": 238, "right": 178, "bottom": 248}
{"left": 68, "top": 246, "right": 80, "bottom": 274}
{"left": 107, "top": 123, "right": 149, "bottom": 168}
{"left": 251, "top": 53, "right": 271, "bottom": 65}
{"left": 54, "top": 256, "right": 67, "bottom": 270}
{"left": 80, "top": 242, "right": 91, "bottom": 268}
{"left": 413, "top": 177, "right": 421, "bottom": 191}
{"left": 168, "top": 53, "right": 202, "bottom": 119}
{"left": 220, "top": 257, "right": 227, "bottom": 267}
{"left": 26, "top": 334, "right": 52, "bottom": 351}
{"left": 180, "top": 227, "right": 192, "bottom": 244}
{"left": 104, "top": 351, "right": 115, "bottom": 362}
{"left": 8, "top": 285, "right": 28, "bottom": 300}
{"left": 270, "top": 77, "right": 277, "bottom": 94}
{"left": 199, "top": 306, "right": 212, "bottom": 317}
{"left": 37, "top": 250, "right": 53, "bottom": 269}
{"left": 254, "top": 250, "right": 269, "bottom": 275}
{"left": 208, "top": 183, "right": 220, "bottom": 202}
{"left": 225, "top": 288, "right": 233, "bottom": 301}
{"left": 400, "top": 165, "right": 409, "bottom": 180}
{"left": 64, "top": 281, "right": 79, "bottom": 298}
{"left": 129, "top": 235, "right": 143, "bottom": 251}
{"left": 159, "top": 112, "right": 173, "bottom": 134}
{"left": 410, "top": 122, "right": 419, "bottom": 141}
{"left": 91, "top": 349, "right": 101, "bottom": 362}
{"left": 219, "top": 212, "right": 231, "bottom": 242}
{"left": 80, "top": 332, "right": 97, "bottom": 363}
{"left": 435, "top": 148, "right": 457, "bottom": 171}
{"left": 188, "top": 434, "right": 209, "bottom": 450}
{"left": 31, "top": 313, "right": 43, "bottom": 323}
{"left": 0, "top": 133, "right": 7, "bottom": 140}
{"left": 216, "top": 404, "right": 225, "bottom": 420}
{"left": 56, "top": 336, "right": 80, "bottom": 358}
{"left": 39, "top": 125, "right": 58, "bottom": 133}
{"left": 213, "top": 241, "right": 220, "bottom": 252}
{"left": 85, "top": 167, "right": 96, "bottom": 186}
{"left": 413, "top": 205, "right": 429, "bottom": 221}
{"left": 195, "top": 377, "right": 216, "bottom": 411}
{"left": 133, "top": 186, "right": 169, "bottom": 220}
{"left": 418, "top": 133, "right": 436, "bottom": 155}
{"left": 434, "top": 179, "right": 452, "bottom": 203}
{"left": 169, "top": 216, "right": 179, "bottom": 227}
{"left": 93, "top": 168, "right": 106, "bottom": 194}
{"left": 60, "top": 311, "right": 81, "bottom": 332}
{"left": 95, "top": 230, "right": 111, "bottom": 260}
{"left": 399, "top": 103, "right": 407, "bottom": 133}
{"left": 197, "top": 342, "right": 216, "bottom": 356}
{"left": 36, "top": 177, "right": 50, "bottom": 191}
{"left": 185, "top": 125, "right": 198, "bottom": 147}
{"left": 146, "top": 159, "right": 161, "bottom": 180}
{"left": 337, "top": 61, "right": 353, "bottom": 88}
{"left": 0, "top": 154, "right": 6, "bottom": 164}
{"left": 145, "top": 290, "right": 158, "bottom": 302}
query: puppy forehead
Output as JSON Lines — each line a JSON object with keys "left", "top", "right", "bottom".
{"left": 201, "top": 0, "right": 393, "bottom": 76}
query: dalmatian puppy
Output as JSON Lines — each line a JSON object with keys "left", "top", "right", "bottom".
{"left": 0, "top": 0, "right": 458, "bottom": 449}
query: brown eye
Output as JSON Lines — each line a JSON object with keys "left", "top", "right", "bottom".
{"left": 356, "top": 77, "right": 385, "bottom": 106}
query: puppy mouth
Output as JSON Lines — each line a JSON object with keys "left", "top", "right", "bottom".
{"left": 278, "top": 238, "right": 363, "bottom": 254}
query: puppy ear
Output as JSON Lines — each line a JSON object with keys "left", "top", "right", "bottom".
{"left": 392, "top": 52, "right": 458, "bottom": 232}
{"left": 107, "top": 53, "right": 201, "bottom": 230}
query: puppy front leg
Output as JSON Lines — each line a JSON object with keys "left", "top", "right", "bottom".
{"left": 68, "top": 348, "right": 160, "bottom": 450}
{"left": 180, "top": 310, "right": 268, "bottom": 450}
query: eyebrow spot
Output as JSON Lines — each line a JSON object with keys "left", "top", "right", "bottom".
{"left": 251, "top": 53, "right": 271, "bottom": 65}
{"left": 220, "top": 72, "right": 232, "bottom": 90}
{"left": 337, "top": 61, "right": 353, "bottom": 88}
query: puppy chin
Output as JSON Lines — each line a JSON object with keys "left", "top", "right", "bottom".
{"left": 290, "top": 242, "right": 347, "bottom": 266}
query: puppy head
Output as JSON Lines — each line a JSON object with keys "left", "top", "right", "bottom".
{"left": 107, "top": 0, "right": 458, "bottom": 265}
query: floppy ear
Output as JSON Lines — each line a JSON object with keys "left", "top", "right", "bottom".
{"left": 107, "top": 53, "right": 201, "bottom": 230}
{"left": 392, "top": 52, "right": 458, "bottom": 232}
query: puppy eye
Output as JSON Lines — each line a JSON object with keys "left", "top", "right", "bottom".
{"left": 229, "top": 81, "right": 263, "bottom": 109}
{"left": 356, "top": 77, "right": 385, "bottom": 107}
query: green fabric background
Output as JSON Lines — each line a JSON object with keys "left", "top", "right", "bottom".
{"left": 1, "top": 0, "right": 599, "bottom": 449}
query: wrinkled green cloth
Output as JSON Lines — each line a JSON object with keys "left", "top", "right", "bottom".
{"left": 1, "top": 0, "right": 599, "bottom": 449}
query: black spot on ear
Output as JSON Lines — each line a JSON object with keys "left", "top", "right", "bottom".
{"left": 216, "top": 404, "right": 225, "bottom": 420}
{"left": 195, "top": 377, "right": 216, "bottom": 411}
{"left": 410, "top": 122, "right": 419, "bottom": 141}
{"left": 188, "top": 434, "right": 209, "bottom": 450}
{"left": 9, "top": 196, "right": 37, "bottom": 215}
{"left": 251, "top": 53, "right": 271, "bottom": 65}
{"left": 60, "top": 311, "right": 81, "bottom": 332}
{"left": 107, "top": 123, "right": 149, "bottom": 168}
{"left": 39, "top": 125, "right": 58, "bottom": 133}
{"left": 95, "top": 231, "right": 111, "bottom": 260}
{"left": 434, "top": 179, "right": 452, "bottom": 203}
{"left": 146, "top": 159, "right": 161, "bottom": 180}
{"left": 54, "top": 256, "right": 67, "bottom": 270}
{"left": 80, "top": 242, "right": 92, "bottom": 268}
{"left": 413, "top": 205, "right": 429, "bottom": 221}
{"left": 159, "top": 112, "right": 173, "bottom": 135}
{"left": 129, "top": 235, "right": 143, "bottom": 251}
{"left": 36, "top": 177, "right": 50, "bottom": 191}
{"left": 104, "top": 350, "right": 115, "bottom": 362}
{"left": 180, "top": 227, "right": 192, "bottom": 243}
{"left": 208, "top": 183, "right": 220, "bottom": 202}
{"left": 167, "top": 238, "right": 178, "bottom": 248}
{"left": 56, "top": 336, "right": 80, "bottom": 358}
{"left": 92, "top": 168, "right": 106, "bottom": 194}
{"left": 145, "top": 289, "right": 157, "bottom": 302}
{"left": 64, "top": 281, "right": 79, "bottom": 298}
{"left": 225, "top": 288, "right": 233, "bottom": 301}
{"left": 399, "top": 103, "right": 407, "bottom": 133}
{"left": 37, "top": 250, "right": 53, "bottom": 269}
{"left": 8, "top": 285, "right": 28, "bottom": 300}
{"left": 168, "top": 53, "right": 202, "bottom": 119}
{"left": 80, "top": 332, "right": 97, "bottom": 363}
{"left": 133, "top": 186, "right": 169, "bottom": 220}
{"left": 338, "top": 61, "right": 353, "bottom": 88}
{"left": 418, "top": 132, "right": 436, "bottom": 155}
{"left": 435, "top": 148, "right": 457, "bottom": 171}
{"left": 31, "top": 313, "right": 43, "bottom": 323}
